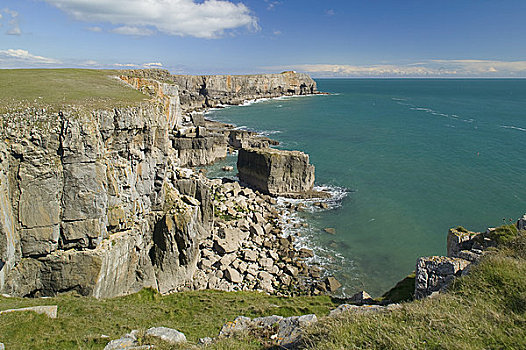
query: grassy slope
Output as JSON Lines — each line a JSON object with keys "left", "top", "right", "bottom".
{"left": 0, "top": 290, "right": 337, "bottom": 349}
{"left": 0, "top": 69, "right": 147, "bottom": 113}
{"left": 300, "top": 234, "right": 526, "bottom": 350}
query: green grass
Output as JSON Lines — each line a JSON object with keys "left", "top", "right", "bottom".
{"left": 489, "top": 224, "right": 519, "bottom": 244}
{"left": 300, "top": 233, "right": 526, "bottom": 350}
{"left": 0, "top": 69, "right": 148, "bottom": 113}
{"left": 380, "top": 272, "right": 415, "bottom": 303}
{"left": 0, "top": 288, "right": 338, "bottom": 349}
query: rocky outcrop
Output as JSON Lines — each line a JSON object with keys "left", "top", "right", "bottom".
{"left": 237, "top": 148, "right": 315, "bottom": 198}
{"left": 415, "top": 224, "right": 515, "bottom": 299}
{"left": 118, "top": 70, "right": 318, "bottom": 168}
{"left": 415, "top": 256, "right": 471, "bottom": 299}
{"left": 219, "top": 314, "right": 318, "bottom": 349}
{"left": 0, "top": 104, "right": 212, "bottom": 298}
{"left": 120, "top": 70, "right": 318, "bottom": 112}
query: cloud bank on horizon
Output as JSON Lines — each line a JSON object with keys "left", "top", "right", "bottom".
{"left": 271, "top": 60, "right": 526, "bottom": 78}
{"left": 40, "top": 0, "right": 258, "bottom": 38}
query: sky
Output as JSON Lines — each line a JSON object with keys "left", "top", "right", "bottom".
{"left": 1, "top": 0, "right": 526, "bottom": 77}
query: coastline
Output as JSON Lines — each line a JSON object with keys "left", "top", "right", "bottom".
{"left": 181, "top": 92, "right": 348, "bottom": 296}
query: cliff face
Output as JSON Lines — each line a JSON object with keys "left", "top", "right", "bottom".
{"left": 0, "top": 104, "right": 211, "bottom": 297}
{"left": 0, "top": 69, "right": 320, "bottom": 298}
{"left": 117, "top": 70, "right": 318, "bottom": 168}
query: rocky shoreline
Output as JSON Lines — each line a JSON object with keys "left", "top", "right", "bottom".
{"left": 0, "top": 68, "right": 341, "bottom": 299}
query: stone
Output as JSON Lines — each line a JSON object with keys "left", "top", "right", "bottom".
{"left": 198, "top": 337, "right": 213, "bottom": 345}
{"left": 104, "top": 330, "right": 153, "bottom": 350}
{"left": 219, "top": 316, "right": 252, "bottom": 336}
{"left": 349, "top": 291, "right": 374, "bottom": 305}
{"left": 285, "top": 265, "right": 299, "bottom": 277}
{"left": 249, "top": 224, "right": 264, "bottom": 237}
{"left": 237, "top": 148, "right": 315, "bottom": 198}
{"left": 145, "top": 327, "right": 186, "bottom": 344}
{"left": 324, "top": 228, "right": 336, "bottom": 235}
{"left": 415, "top": 256, "right": 471, "bottom": 299}
{"left": 243, "top": 250, "right": 258, "bottom": 262}
{"left": 324, "top": 276, "right": 342, "bottom": 292}
{"left": 517, "top": 214, "right": 526, "bottom": 231}
{"left": 222, "top": 166, "right": 234, "bottom": 172}
{"left": 61, "top": 219, "right": 106, "bottom": 249}
{"left": 224, "top": 267, "right": 243, "bottom": 283}
{"left": 447, "top": 227, "right": 480, "bottom": 258}
{"left": 20, "top": 225, "right": 60, "bottom": 257}
{"left": 298, "top": 248, "right": 314, "bottom": 258}
{"left": 0, "top": 305, "right": 58, "bottom": 318}
{"left": 258, "top": 271, "right": 274, "bottom": 292}
{"left": 277, "top": 314, "right": 318, "bottom": 347}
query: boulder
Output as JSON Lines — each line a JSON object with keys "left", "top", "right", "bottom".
{"left": 517, "top": 214, "right": 526, "bottom": 231}
{"left": 349, "top": 291, "right": 374, "bottom": 305}
{"left": 145, "top": 327, "right": 186, "bottom": 344}
{"left": 237, "top": 148, "right": 315, "bottom": 198}
{"left": 0, "top": 305, "right": 58, "bottom": 318}
{"left": 324, "top": 276, "right": 342, "bottom": 292}
{"left": 224, "top": 267, "right": 243, "bottom": 284}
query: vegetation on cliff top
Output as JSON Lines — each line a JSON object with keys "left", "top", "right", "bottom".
{"left": 0, "top": 69, "right": 148, "bottom": 114}
{"left": 0, "top": 289, "right": 337, "bottom": 349}
{"left": 300, "top": 233, "right": 526, "bottom": 350}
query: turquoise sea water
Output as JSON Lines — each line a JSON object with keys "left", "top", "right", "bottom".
{"left": 206, "top": 79, "right": 526, "bottom": 296}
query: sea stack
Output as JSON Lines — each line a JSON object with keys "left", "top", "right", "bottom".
{"left": 237, "top": 148, "right": 315, "bottom": 198}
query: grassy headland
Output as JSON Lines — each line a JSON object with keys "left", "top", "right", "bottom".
{"left": 300, "top": 233, "right": 526, "bottom": 350}
{"left": 0, "top": 69, "right": 147, "bottom": 113}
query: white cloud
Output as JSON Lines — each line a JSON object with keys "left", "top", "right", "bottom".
{"left": 86, "top": 26, "right": 102, "bottom": 32}
{"left": 41, "top": 0, "right": 258, "bottom": 38}
{"left": 265, "top": 1, "right": 281, "bottom": 10}
{"left": 0, "top": 49, "right": 61, "bottom": 64}
{"left": 3, "top": 8, "right": 21, "bottom": 35}
{"left": 143, "top": 62, "right": 163, "bottom": 68}
{"left": 114, "top": 63, "right": 138, "bottom": 68}
{"left": 79, "top": 59, "right": 100, "bottom": 66}
{"left": 111, "top": 26, "right": 154, "bottom": 36}
{"left": 273, "top": 30, "right": 281, "bottom": 36}
{"left": 265, "top": 60, "right": 526, "bottom": 77}
{"left": 326, "top": 9, "right": 335, "bottom": 16}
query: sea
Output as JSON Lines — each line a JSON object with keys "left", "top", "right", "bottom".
{"left": 204, "top": 79, "right": 526, "bottom": 296}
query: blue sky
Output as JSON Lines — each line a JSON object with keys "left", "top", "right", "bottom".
{"left": 1, "top": 0, "right": 526, "bottom": 77}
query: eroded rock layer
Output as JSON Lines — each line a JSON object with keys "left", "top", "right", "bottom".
{"left": 0, "top": 69, "right": 321, "bottom": 298}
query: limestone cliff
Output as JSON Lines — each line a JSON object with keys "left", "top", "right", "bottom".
{"left": 0, "top": 103, "right": 212, "bottom": 297}
{"left": 118, "top": 70, "right": 318, "bottom": 167}
{"left": 119, "top": 69, "right": 318, "bottom": 112}
{"left": 0, "top": 69, "right": 320, "bottom": 298}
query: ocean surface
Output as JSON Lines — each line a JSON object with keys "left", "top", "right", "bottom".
{"left": 205, "top": 79, "right": 526, "bottom": 296}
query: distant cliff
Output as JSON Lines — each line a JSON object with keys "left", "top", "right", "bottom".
{"left": 119, "top": 69, "right": 318, "bottom": 112}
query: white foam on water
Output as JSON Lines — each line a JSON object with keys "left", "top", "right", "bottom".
{"left": 259, "top": 130, "right": 282, "bottom": 136}
{"left": 409, "top": 105, "right": 475, "bottom": 124}
{"left": 500, "top": 125, "right": 526, "bottom": 132}
{"left": 274, "top": 185, "right": 356, "bottom": 297}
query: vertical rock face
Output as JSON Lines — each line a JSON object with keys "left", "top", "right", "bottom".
{"left": 237, "top": 148, "right": 315, "bottom": 198}
{"left": 414, "top": 256, "right": 471, "bottom": 299}
{"left": 120, "top": 69, "right": 318, "bottom": 112}
{"left": 0, "top": 104, "right": 212, "bottom": 298}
